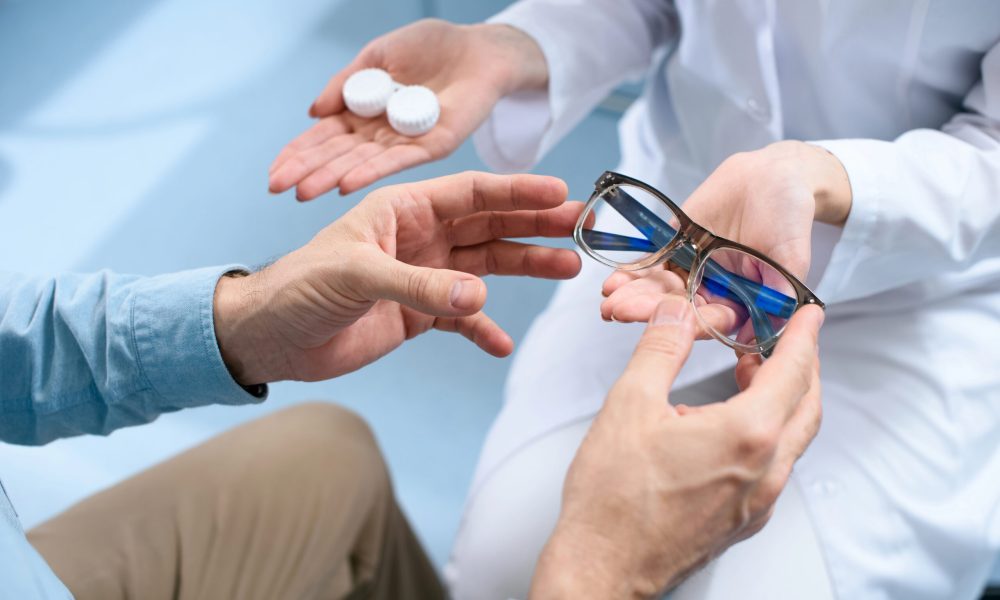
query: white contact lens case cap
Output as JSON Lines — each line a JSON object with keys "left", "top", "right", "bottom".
{"left": 343, "top": 68, "right": 396, "bottom": 118}
{"left": 386, "top": 85, "right": 440, "bottom": 137}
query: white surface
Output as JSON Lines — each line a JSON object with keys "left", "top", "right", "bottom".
{"left": 465, "top": 0, "right": 1000, "bottom": 597}
{"left": 387, "top": 85, "right": 440, "bottom": 136}
{"left": 343, "top": 68, "right": 396, "bottom": 118}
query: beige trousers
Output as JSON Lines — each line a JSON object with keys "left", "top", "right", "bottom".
{"left": 28, "top": 403, "right": 446, "bottom": 600}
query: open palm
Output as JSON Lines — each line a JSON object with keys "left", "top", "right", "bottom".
{"left": 600, "top": 145, "right": 817, "bottom": 326}
{"left": 269, "top": 20, "right": 539, "bottom": 199}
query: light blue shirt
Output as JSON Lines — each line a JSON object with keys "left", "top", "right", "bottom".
{"left": 0, "top": 266, "right": 264, "bottom": 598}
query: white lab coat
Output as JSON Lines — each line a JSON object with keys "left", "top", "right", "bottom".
{"left": 458, "top": 1, "right": 1000, "bottom": 597}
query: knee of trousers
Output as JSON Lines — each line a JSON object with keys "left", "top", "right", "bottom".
{"left": 248, "top": 402, "right": 392, "bottom": 502}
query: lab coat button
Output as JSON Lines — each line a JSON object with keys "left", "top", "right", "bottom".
{"left": 746, "top": 97, "right": 770, "bottom": 121}
{"left": 810, "top": 479, "right": 841, "bottom": 496}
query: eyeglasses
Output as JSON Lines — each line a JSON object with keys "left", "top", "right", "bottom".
{"left": 573, "top": 171, "right": 824, "bottom": 357}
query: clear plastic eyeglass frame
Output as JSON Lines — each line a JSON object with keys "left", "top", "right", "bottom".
{"left": 573, "top": 171, "right": 825, "bottom": 357}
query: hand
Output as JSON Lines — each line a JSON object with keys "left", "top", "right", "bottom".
{"left": 214, "top": 172, "right": 582, "bottom": 385}
{"left": 269, "top": 20, "right": 548, "bottom": 200}
{"left": 600, "top": 141, "right": 850, "bottom": 323}
{"left": 531, "top": 294, "right": 825, "bottom": 599}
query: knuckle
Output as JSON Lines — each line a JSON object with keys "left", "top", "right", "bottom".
{"left": 752, "top": 478, "right": 784, "bottom": 514}
{"left": 730, "top": 415, "right": 779, "bottom": 464}
{"left": 285, "top": 155, "right": 308, "bottom": 174}
{"left": 484, "top": 246, "right": 500, "bottom": 275}
{"left": 467, "top": 171, "right": 487, "bottom": 213}
{"left": 487, "top": 211, "right": 505, "bottom": 239}
{"left": 405, "top": 269, "right": 434, "bottom": 302}
{"left": 444, "top": 220, "right": 458, "bottom": 247}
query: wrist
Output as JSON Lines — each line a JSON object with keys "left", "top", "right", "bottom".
{"left": 213, "top": 270, "right": 286, "bottom": 386}
{"left": 797, "top": 141, "right": 853, "bottom": 226}
{"left": 531, "top": 524, "right": 662, "bottom": 600}
{"left": 474, "top": 23, "right": 549, "bottom": 94}
{"left": 759, "top": 141, "right": 852, "bottom": 226}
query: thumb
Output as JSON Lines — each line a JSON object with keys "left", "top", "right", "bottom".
{"left": 311, "top": 51, "right": 371, "bottom": 117}
{"left": 357, "top": 252, "right": 487, "bottom": 317}
{"left": 616, "top": 294, "right": 696, "bottom": 408}
{"left": 310, "top": 68, "right": 352, "bottom": 118}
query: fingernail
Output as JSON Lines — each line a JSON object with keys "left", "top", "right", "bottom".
{"left": 450, "top": 279, "right": 480, "bottom": 310}
{"left": 308, "top": 102, "right": 317, "bottom": 117}
{"left": 650, "top": 297, "right": 688, "bottom": 326}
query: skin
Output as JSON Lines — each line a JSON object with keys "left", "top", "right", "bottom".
{"left": 215, "top": 171, "right": 582, "bottom": 383}
{"left": 532, "top": 296, "right": 824, "bottom": 598}
{"left": 269, "top": 20, "right": 547, "bottom": 199}
{"left": 270, "top": 17, "right": 851, "bottom": 334}
{"left": 600, "top": 141, "right": 852, "bottom": 327}
{"left": 265, "top": 19, "right": 841, "bottom": 597}
{"left": 214, "top": 170, "right": 825, "bottom": 599}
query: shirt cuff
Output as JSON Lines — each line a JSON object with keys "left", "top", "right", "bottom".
{"left": 130, "top": 265, "right": 267, "bottom": 410}
{"left": 808, "top": 139, "right": 892, "bottom": 304}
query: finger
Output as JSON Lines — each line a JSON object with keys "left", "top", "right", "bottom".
{"left": 450, "top": 241, "right": 581, "bottom": 280}
{"left": 603, "top": 294, "right": 734, "bottom": 339}
{"left": 311, "top": 56, "right": 368, "bottom": 117}
{"left": 434, "top": 311, "right": 514, "bottom": 357}
{"left": 600, "top": 262, "right": 671, "bottom": 297}
{"left": 270, "top": 117, "right": 352, "bottom": 176}
{"left": 270, "top": 133, "right": 366, "bottom": 194}
{"left": 405, "top": 171, "right": 568, "bottom": 219}
{"left": 614, "top": 295, "right": 697, "bottom": 408}
{"left": 601, "top": 270, "right": 687, "bottom": 316}
{"left": 296, "top": 142, "right": 385, "bottom": 201}
{"left": 336, "top": 143, "right": 438, "bottom": 195}
{"left": 348, "top": 251, "right": 487, "bottom": 317}
{"left": 734, "top": 352, "right": 764, "bottom": 391}
{"left": 773, "top": 363, "right": 822, "bottom": 464}
{"left": 732, "top": 305, "right": 824, "bottom": 427}
{"left": 749, "top": 364, "right": 822, "bottom": 519}
{"left": 448, "top": 202, "right": 585, "bottom": 247}
{"left": 602, "top": 270, "right": 641, "bottom": 297}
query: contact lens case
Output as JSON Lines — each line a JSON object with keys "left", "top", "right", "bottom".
{"left": 343, "top": 68, "right": 440, "bottom": 137}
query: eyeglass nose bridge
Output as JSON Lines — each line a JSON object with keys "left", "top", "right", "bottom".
{"left": 677, "top": 223, "right": 715, "bottom": 255}
{"left": 656, "top": 224, "right": 713, "bottom": 274}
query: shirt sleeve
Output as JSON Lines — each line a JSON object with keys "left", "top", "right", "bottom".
{"left": 810, "top": 42, "right": 1000, "bottom": 304}
{"left": 472, "top": 0, "right": 678, "bottom": 171}
{"left": 0, "top": 266, "right": 266, "bottom": 446}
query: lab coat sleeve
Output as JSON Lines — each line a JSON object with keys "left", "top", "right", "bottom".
{"left": 472, "top": 0, "right": 678, "bottom": 171}
{"left": 811, "top": 42, "right": 1000, "bottom": 304}
{"left": 0, "top": 267, "right": 265, "bottom": 446}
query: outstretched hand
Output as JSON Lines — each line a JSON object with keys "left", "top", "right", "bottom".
{"left": 269, "top": 20, "right": 548, "bottom": 200}
{"left": 216, "top": 172, "right": 582, "bottom": 385}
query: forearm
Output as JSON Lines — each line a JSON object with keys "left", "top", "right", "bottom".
{"left": 474, "top": 0, "right": 678, "bottom": 170}
{"left": 0, "top": 268, "right": 261, "bottom": 445}
{"left": 531, "top": 523, "right": 676, "bottom": 599}
{"left": 472, "top": 23, "right": 549, "bottom": 96}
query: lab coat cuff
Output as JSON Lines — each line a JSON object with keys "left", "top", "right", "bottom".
{"left": 131, "top": 265, "right": 268, "bottom": 411}
{"left": 473, "top": 6, "right": 567, "bottom": 171}
{"left": 807, "top": 139, "right": 890, "bottom": 303}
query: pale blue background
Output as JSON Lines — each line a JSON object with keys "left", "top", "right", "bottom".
{"left": 1, "top": 0, "right": 997, "bottom": 589}
{"left": 0, "top": 0, "right": 619, "bottom": 570}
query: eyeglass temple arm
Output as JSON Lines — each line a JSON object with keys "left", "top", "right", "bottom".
{"left": 590, "top": 187, "right": 797, "bottom": 321}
